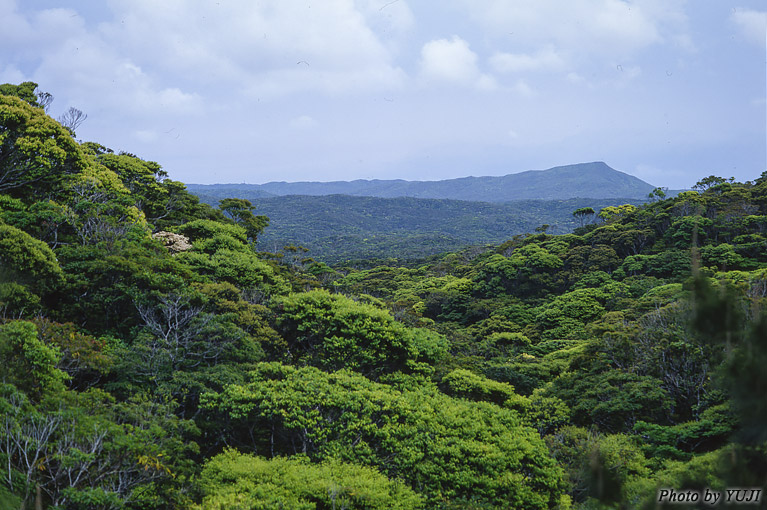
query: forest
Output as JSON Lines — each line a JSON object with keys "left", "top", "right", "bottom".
{"left": 0, "top": 82, "right": 765, "bottom": 509}
{"left": 190, "top": 193, "right": 646, "bottom": 264}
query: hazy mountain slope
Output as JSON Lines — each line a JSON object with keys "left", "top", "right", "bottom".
{"left": 187, "top": 162, "right": 656, "bottom": 202}
{"left": 191, "top": 193, "right": 645, "bottom": 263}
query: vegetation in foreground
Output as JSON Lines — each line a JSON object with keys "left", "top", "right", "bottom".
{"left": 1, "top": 82, "right": 766, "bottom": 509}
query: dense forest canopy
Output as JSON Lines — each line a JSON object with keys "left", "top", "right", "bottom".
{"left": 0, "top": 82, "right": 765, "bottom": 509}
{"left": 189, "top": 193, "right": 647, "bottom": 264}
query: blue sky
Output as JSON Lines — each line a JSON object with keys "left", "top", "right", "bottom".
{"left": 1, "top": 0, "right": 765, "bottom": 189}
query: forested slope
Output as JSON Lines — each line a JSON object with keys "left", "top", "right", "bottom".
{"left": 192, "top": 193, "right": 645, "bottom": 263}
{"left": 1, "top": 82, "right": 765, "bottom": 509}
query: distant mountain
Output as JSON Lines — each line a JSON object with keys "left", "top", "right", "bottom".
{"left": 191, "top": 193, "right": 645, "bottom": 264}
{"left": 187, "top": 162, "right": 656, "bottom": 202}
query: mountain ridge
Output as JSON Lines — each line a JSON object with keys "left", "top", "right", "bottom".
{"left": 187, "top": 162, "right": 657, "bottom": 202}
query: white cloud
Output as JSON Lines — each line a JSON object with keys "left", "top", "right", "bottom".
{"left": 419, "top": 36, "right": 495, "bottom": 89}
{"left": 453, "top": 0, "right": 686, "bottom": 58}
{"left": 490, "top": 47, "right": 565, "bottom": 73}
{"left": 420, "top": 37, "right": 477, "bottom": 83}
{"left": 97, "top": 0, "right": 407, "bottom": 96}
{"left": 730, "top": 8, "right": 767, "bottom": 46}
{"left": 512, "top": 79, "right": 535, "bottom": 96}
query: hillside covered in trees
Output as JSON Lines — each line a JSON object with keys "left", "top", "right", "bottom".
{"left": 1, "top": 82, "right": 766, "bottom": 509}
{"left": 190, "top": 193, "right": 646, "bottom": 264}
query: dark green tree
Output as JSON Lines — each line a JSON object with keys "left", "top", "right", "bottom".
{"left": 219, "top": 198, "right": 269, "bottom": 244}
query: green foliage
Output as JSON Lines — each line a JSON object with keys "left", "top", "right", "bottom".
{"left": 0, "top": 220, "right": 63, "bottom": 294}
{"left": 0, "top": 81, "right": 44, "bottom": 107}
{"left": 194, "top": 449, "right": 424, "bottom": 510}
{"left": 32, "top": 318, "right": 114, "bottom": 388}
{"left": 551, "top": 370, "right": 672, "bottom": 433}
{"left": 442, "top": 368, "right": 528, "bottom": 408}
{"left": 633, "top": 403, "right": 737, "bottom": 464}
{"left": 573, "top": 207, "right": 595, "bottom": 228}
{"left": 56, "top": 240, "right": 188, "bottom": 336}
{"left": 274, "top": 290, "right": 443, "bottom": 377}
{"left": 0, "top": 320, "right": 67, "bottom": 396}
{"left": 193, "top": 193, "right": 643, "bottom": 263}
{"left": 545, "top": 427, "right": 651, "bottom": 507}
{"left": 0, "top": 93, "right": 87, "bottom": 197}
{"left": 5, "top": 83, "right": 767, "bottom": 508}
{"left": 178, "top": 218, "right": 249, "bottom": 249}
{"left": 94, "top": 151, "right": 192, "bottom": 229}
{"left": 0, "top": 386, "right": 199, "bottom": 509}
{"left": 218, "top": 198, "right": 269, "bottom": 244}
{"left": 0, "top": 282, "right": 41, "bottom": 318}
{"left": 203, "top": 362, "right": 567, "bottom": 508}
{"left": 691, "top": 273, "right": 767, "bottom": 444}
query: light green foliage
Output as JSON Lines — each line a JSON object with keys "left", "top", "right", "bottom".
{"left": 597, "top": 204, "right": 637, "bottom": 223}
{"left": 615, "top": 250, "right": 692, "bottom": 279}
{"left": 509, "top": 243, "right": 564, "bottom": 273}
{"left": 573, "top": 207, "right": 595, "bottom": 227}
{"left": 478, "top": 332, "right": 531, "bottom": 359}
{"left": 563, "top": 244, "right": 621, "bottom": 278}
{"left": 0, "top": 195, "right": 69, "bottom": 247}
{"left": 194, "top": 449, "right": 424, "bottom": 510}
{"left": 94, "top": 151, "right": 187, "bottom": 228}
{"left": 5, "top": 83, "right": 767, "bottom": 509}
{"left": 535, "top": 288, "right": 608, "bottom": 340}
{"left": 0, "top": 320, "right": 67, "bottom": 396}
{"left": 700, "top": 243, "right": 748, "bottom": 270}
{"left": 637, "top": 442, "right": 767, "bottom": 509}
{"left": 586, "top": 434, "right": 651, "bottom": 507}
{"left": 0, "top": 221, "right": 63, "bottom": 292}
{"left": 474, "top": 242, "right": 564, "bottom": 297}
{"left": 400, "top": 274, "right": 474, "bottom": 323}
{"left": 275, "top": 289, "right": 444, "bottom": 376}
{"left": 0, "top": 82, "right": 43, "bottom": 106}
{"left": 0, "top": 92, "right": 131, "bottom": 209}
{"left": 177, "top": 219, "right": 249, "bottom": 249}
{"left": 176, "top": 219, "right": 288, "bottom": 295}
{"left": 0, "top": 281, "right": 41, "bottom": 317}
{"left": 203, "top": 362, "right": 566, "bottom": 509}
{"left": 442, "top": 368, "right": 530, "bottom": 408}
{"left": 0, "top": 94, "right": 85, "bottom": 194}
{"left": 440, "top": 368, "right": 570, "bottom": 434}
{"left": 691, "top": 273, "right": 767, "bottom": 445}
{"left": 484, "top": 340, "right": 585, "bottom": 396}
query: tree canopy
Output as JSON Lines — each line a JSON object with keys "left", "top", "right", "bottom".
{"left": 1, "top": 82, "right": 765, "bottom": 509}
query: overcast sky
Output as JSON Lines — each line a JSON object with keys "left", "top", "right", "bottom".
{"left": 1, "top": 0, "right": 765, "bottom": 189}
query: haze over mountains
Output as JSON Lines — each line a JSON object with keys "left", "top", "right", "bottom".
{"left": 186, "top": 162, "right": 658, "bottom": 263}
{"left": 188, "top": 162, "right": 657, "bottom": 202}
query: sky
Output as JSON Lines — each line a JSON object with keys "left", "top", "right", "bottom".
{"left": 1, "top": 0, "right": 765, "bottom": 189}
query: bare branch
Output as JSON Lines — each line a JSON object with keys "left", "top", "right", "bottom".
{"left": 58, "top": 107, "right": 88, "bottom": 133}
